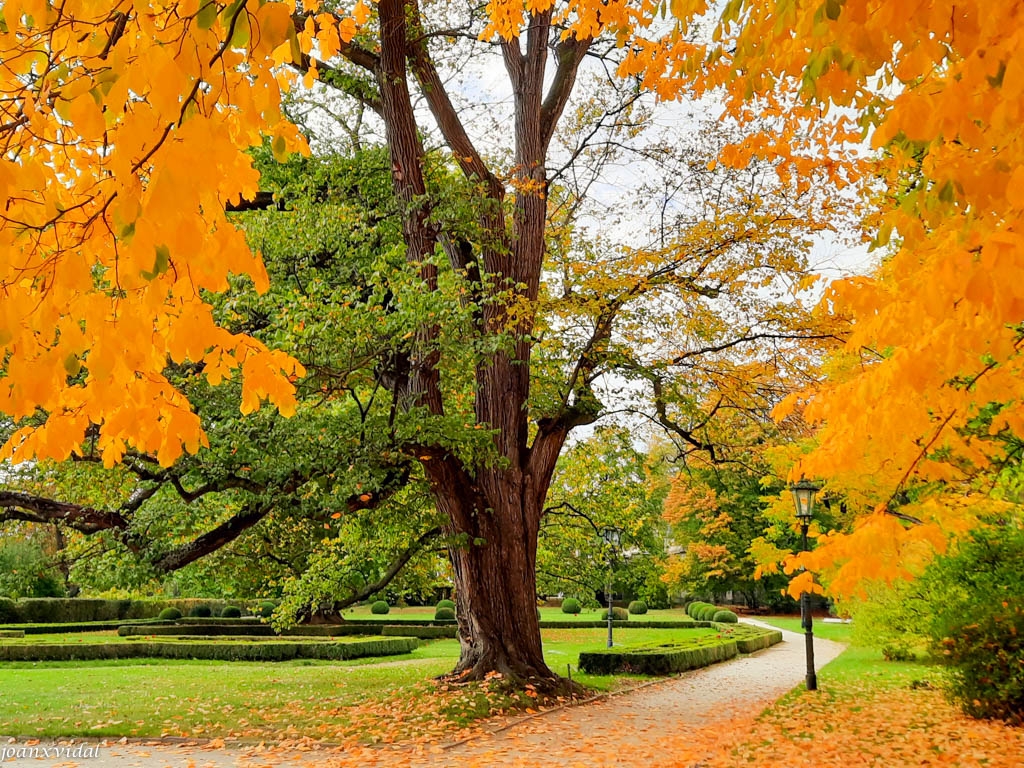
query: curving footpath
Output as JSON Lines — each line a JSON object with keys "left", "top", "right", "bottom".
{"left": 4, "top": 621, "right": 845, "bottom": 768}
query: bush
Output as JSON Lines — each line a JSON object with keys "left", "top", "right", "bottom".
{"left": 699, "top": 606, "right": 720, "bottom": 621}
{"left": 600, "top": 607, "right": 629, "bottom": 621}
{"left": 579, "top": 636, "right": 740, "bottom": 675}
{"left": 434, "top": 606, "right": 455, "bottom": 621}
{"left": 0, "top": 598, "right": 20, "bottom": 623}
{"left": 0, "top": 637, "right": 419, "bottom": 662}
{"left": 628, "top": 600, "right": 648, "bottom": 615}
{"left": 220, "top": 606, "right": 242, "bottom": 618}
{"left": 686, "top": 602, "right": 709, "bottom": 619}
{"left": 158, "top": 607, "right": 182, "bottom": 621}
{"left": 436, "top": 599, "right": 456, "bottom": 611}
{"left": 370, "top": 600, "right": 390, "bottom": 615}
{"left": 258, "top": 601, "right": 276, "bottom": 618}
{"left": 561, "top": 598, "right": 582, "bottom": 615}
{"left": 383, "top": 624, "right": 457, "bottom": 639}
{"left": 188, "top": 605, "right": 213, "bottom": 618}
{"left": 921, "top": 525, "right": 1024, "bottom": 723}
{"left": 713, "top": 610, "right": 738, "bottom": 623}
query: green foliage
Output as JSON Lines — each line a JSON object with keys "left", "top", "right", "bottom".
{"left": 0, "top": 537, "right": 65, "bottom": 598}
{"left": 561, "top": 598, "right": 582, "bottom": 615}
{"left": 0, "top": 598, "right": 19, "bottom": 623}
{"left": 220, "top": 606, "right": 242, "bottom": 619}
{"left": 577, "top": 631, "right": 763, "bottom": 675}
{"left": 627, "top": 600, "right": 648, "bottom": 615}
{"left": 0, "top": 637, "right": 418, "bottom": 662}
{"left": 436, "top": 599, "right": 455, "bottom": 611}
{"left": 370, "top": 600, "right": 390, "bottom": 615}
{"left": 713, "top": 610, "right": 738, "bottom": 623}
{"left": 188, "top": 605, "right": 213, "bottom": 618}
{"left": 158, "top": 608, "right": 182, "bottom": 621}
{"left": 686, "top": 601, "right": 710, "bottom": 618}
{"left": 600, "top": 607, "right": 629, "bottom": 621}
{"left": 434, "top": 606, "right": 455, "bottom": 621}
{"left": 920, "top": 523, "right": 1024, "bottom": 723}
{"left": 699, "top": 606, "right": 720, "bottom": 621}
{"left": 119, "top": 624, "right": 274, "bottom": 637}
{"left": 258, "top": 601, "right": 276, "bottom": 618}
{"left": 382, "top": 624, "right": 457, "bottom": 639}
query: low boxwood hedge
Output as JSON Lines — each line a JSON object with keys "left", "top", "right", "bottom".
{"left": 0, "top": 630, "right": 25, "bottom": 638}
{"left": 381, "top": 624, "right": 458, "bottom": 639}
{"left": 579, "top": 637, "right": 738, "bottom": 675}
{"left": 0, "top": 637, "right": 417, "bottom": 662}
{"left": 0, "top": 619, "right": 167, "bottom": 635}
{"left": 118, "top": 624, "right": 274, "bottom": 637}
{"left": 537, "top": 620, "right": 698, "bottom": 629}
{"left": 577, "top": 625, "right": 783, "bottom": 675}
{"left": 0, "top": 598, "right": 272, "bottom": 624}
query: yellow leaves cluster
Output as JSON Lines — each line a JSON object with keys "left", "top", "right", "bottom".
{"left": 0, "top": 0, "right": 364, "bottom": 467}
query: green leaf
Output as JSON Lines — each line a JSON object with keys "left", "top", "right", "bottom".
{"left": 141, "top": 244, "right": 170, "bottom": 280}
{"left": 196, "top": 1, "right": 218, "bottom": 30}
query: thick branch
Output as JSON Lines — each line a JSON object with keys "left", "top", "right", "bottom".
{"left": 0, "top": 492, "right": 129, "bottom": 534}
{"left": 539, "top": 36, "right": 592, "bottom": 151}
{"left": 331, "top": 526, "right": 442, "bottom": 612}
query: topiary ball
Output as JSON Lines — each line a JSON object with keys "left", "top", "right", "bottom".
{"left": 370, "top": 600, "right": 390, "bottom": 615}
{"left": 687, "top": 602, "right": 706, "bottom": 618}
{"left": 435, "top": 606, "right": 456, "bottom": 621}
{"left": 436, "top": 599, "right": 456, "bottom": 611}
{"left": 700, "top": 606, "right": 719, "bottom": 621}
{"left": 189, "top": 605, "right": 212, "bottom": 618}
{"left": 628, "top": 600, "right": 648, "bottom": 615}
{"left": 561, "top": 598, "right": 582, "bottom": 615}
{"left": 601, "top": 607, "right": 629, "bottom": 621}
{"left": 257, "top": 601, "right": 276, "bottom": 618}
{"left": 713, "top": 610, "right": 738, "bottom": 623}
{"left": 158, "top": 607, "right": 182, "bottom": 621}
{"left": 221, "top": 605, "right": 242, "bottom": 619}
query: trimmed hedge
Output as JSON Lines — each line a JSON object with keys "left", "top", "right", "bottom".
{"left": 561, "top": 598, "right": 582, "bottom": 615}
{"left": 0, "top": 637, "right": 418, "bottom": 662}
{"left": 0, "top": 619, "right": 167, "bottom": 635}
{"left": 221, "top": 606, "right": 242, "bottom": 619}
{"left": 434, "top": 607, "right": 455, "bottom": 621}
{"left": 713, "top": 610, "right": 738, "bottom": 623}
{"left": 284, "top": 625, "right": 381, "bottom": 637}
{"left": 381, "top": 624, "right": 458, "bottom": 639}
{"left": 577, "top": 624, "right": 783, "bottom": 675}
{"left": 158, "top": 608, "right": 182, "bottom": 621}
{"left": 0, "top": 598, "right": 272, "bottom": 624}
{"left": 436, "top": 599, "right": 455, "bottom": 611}
{"left": 600, "top": 607, "right": 630, "bottom": 621}
{"left": 119, "top": 624, "right": 274, "bottom": 637}
{"left": 628, "top": 600, "right": 648, "bottom": 615}
{"left": 178, "top": 616, "right": 264, "bottom": 625}
{"left": 538, "top": 620, "right": 698, "bottom": 629}
{"left": 0, "top": 630, "right": 25, "bottom": 638}
{"left": 580, "top": 637, "right": 738, "bottom": 675}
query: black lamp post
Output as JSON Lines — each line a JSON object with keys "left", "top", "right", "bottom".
{"left": 790, "top": 478, "right": 821, "bottom": 691}
{"left": 600, "top": 527, "right": 621, "bottom": 648}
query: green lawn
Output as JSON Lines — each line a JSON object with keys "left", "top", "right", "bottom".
{"left": 0, "top": 624, "right": 715, "bottom": 741}
{"left": 755, "top": 615, "right": 855, "bottom": 643}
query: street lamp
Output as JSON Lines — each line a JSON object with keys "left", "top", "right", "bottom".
{"left": 600, "top": 527, "right": 621, "bottom": 648}
{"left": 790, "top": 478, "right": 821, "bottom": 691}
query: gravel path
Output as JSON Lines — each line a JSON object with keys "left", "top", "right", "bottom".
{"left": 3, "top": 622, "right": 845, "bottom": 767}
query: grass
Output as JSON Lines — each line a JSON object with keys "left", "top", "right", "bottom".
{"left": 755, "top": 615, "right": 855, "bottom": 643}
{"left": 0, "top": 623, "right": 716, "bottom": 741}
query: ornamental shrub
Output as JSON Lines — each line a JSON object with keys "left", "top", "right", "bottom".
{"left": 221, "top": 606, "right": 242, "bottom": 619}
{"left": 435, "top": 606, "right": 456, "bottom": 621}
{"left": 687, "top": 602, "right": 709, "bottom": 619}
{"left": 157, "top": 607, "right": 182, "bottom": 621}
{"left": 628, "top": 600, "right": 648, "bottom": 615}
{"left": 257, "top": 601, "right": 276, "bottom": 618}
{"left": 370, "top": 600, "right": 390, "bottom": 615}
{"left": 600, "top": 607, "right": 629, "bottom": 621}
{"left": 713, "top": 610, "right": 738, "bottom": 623}
{"left": 921, "top": 524, "right": 1024, "bottom": 724}
{"left": 561, "top": 598, "right": 582, "bottom": 615}
{"left": 188, "top": 605, "right": 212, "bottom": 618}
{"left": 700, "top": 606, "right": 719, "bottom": 621}
{"left": 436, "top": 599, "right": 456, "bottom": 611}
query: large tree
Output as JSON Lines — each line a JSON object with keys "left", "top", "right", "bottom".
{"left": 0, "top": 0, "right": 850, "bottom": 685}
